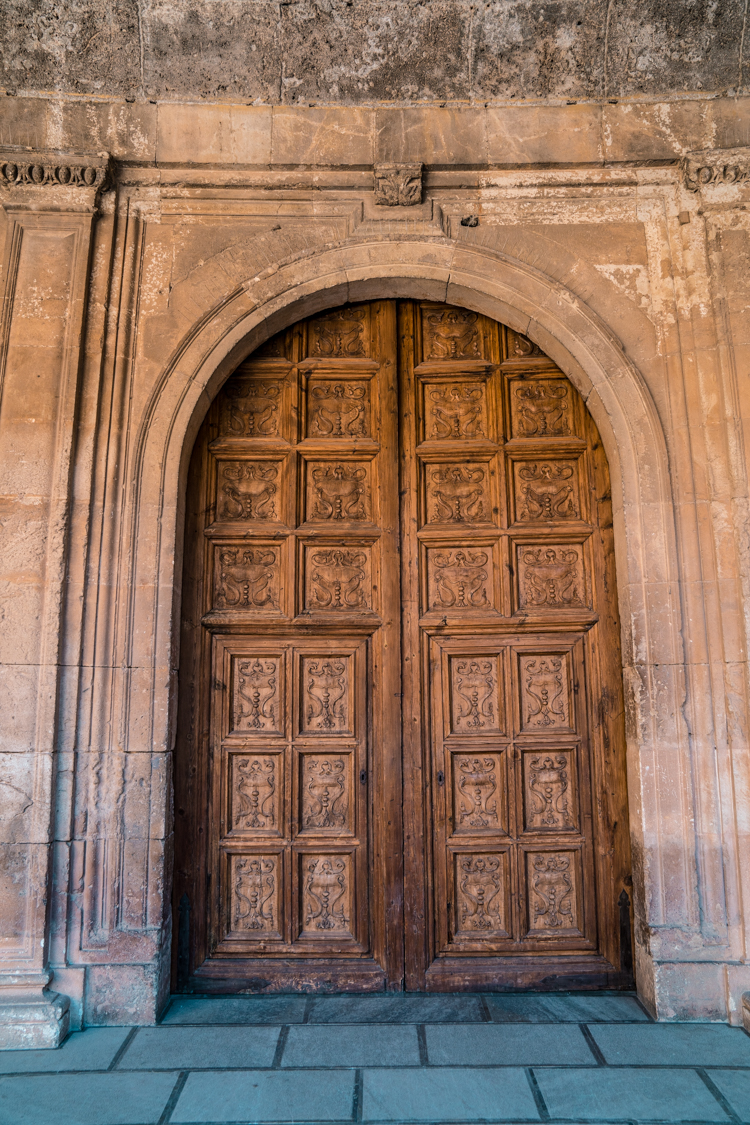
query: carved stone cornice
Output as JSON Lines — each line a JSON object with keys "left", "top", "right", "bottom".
{"left": 0, "top": 149, "right": 112, "bottom": 196}
{"left": 682, "top": 147, "right": 750, "bottom": 191}
{"left": 373, "top": 162, "right": 423, "bottom": 206}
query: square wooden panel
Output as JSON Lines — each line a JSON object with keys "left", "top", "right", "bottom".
{"left": 508, "top": 376, "right": 578, "bottom": 440}
{"left": 305, "top": 377, "right": 371, "bottom": 439}
{"left": 513, "top": 541, "right": 590, "bottom": 613}
{"left": 424, "top": 543, "right": 500, "bottom": 615}
{"left": 420, "top": 306, "right": 486, "bottom": 361}
{"left": 213, "top": 454, "right": 290, "bottom": 526}
{"left": 298, "top": 752, "right": 354, "bottom": 835}
{"left": 447, "top": 654, "right": 505, "bottom": 736}
{"left": 305, "top": 306, "right": 370, "bottom": 360}
{"left": 226, "top": 851, "right": 284, "bottom": 941}
{"left": 451, "top": 850, "right": 511, "bottom": 941}
{"left": 226, "top": 751, "right": 284, "bottom": 837}
{"left": 521, "top": 749, "right": 578, "bottom": 833}
{"left": 523, "top": 848, "right": 584, "bottom": 938}
{"left": 423, "top": 460, "right": 497, "bottom": 527}
{"left": 298, "top": 852, "right": 356, "bottom": 939}
{"left": 212, "top": 540, "right": 287, "bottom": 614}
{"left": 421, "top": 380, "right": 489, "bottom": 442}
{"left": 509, "top": 455, "right": 584, "bottom": 525}
{"left": 450, "top": 752, "right": 507, "bottom": 835}
{"left": 303, "top": 459, "right": 373, "bottom": 525}
{"left": 297, "top": 653, "right": 355, "bottom": 736}
{"left": 230, "top": 653, "right": 285, "bottom": 736}
{"left": 517, "top": 650, "right": 575, "bottom": 733}
{"left": 218, "top": 373, "right": 287, "bottom": 440}
{"left": 301, "top": 543, "right": 373, "bottom": 615}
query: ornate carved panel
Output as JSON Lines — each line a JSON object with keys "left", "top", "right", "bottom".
{"left": 306, "top": 380, "right": 370, "bottom": 438}
{"left": 219, "top": 376, "right": 283, "bottom": 438}
{"left": 423, "top": 382, "right": 487, "bottom": 441}
{"left": 453, "top": 853, "right": 510, "bottom": 939}
{"left": 230, "top": 854, "right": 281, "bottom": 937}
{"left": 515, "top": 544, "right": 587, "bottom": 610}
{"left": 229, "top": 755, "right": 283, "bottom": 834}
{"left": 506, "top": 330, "right": 543, "bottom": 358}
{"left": 449, "top": 656, "right": 503, "bottom": 734}
{"left": 299, "top": 656, "right": 352, "bottom": 734}
{"left": 213, "top": 545, "right": 283, "bottom": 612}
{"left": 426, "top": 547, "right": 494, "bottom": 613}
{"left": 525, "top": 851, "right": 581, "bottom": 935}
{"left": 300, "top": 855, "right": 354, "bottom": 938}
{"left": 305, "top": 462, "right": 371, "bottom": 523}
{"left": 422, "top": 307, "right": 483, "bottom": 360}
{"left": 231, "top": 656, "right": 284, "bottom": 735}
{"left": 452, "top": 754, "right": 505, "bottom": 834}
{"left": 300, "top": 756, "right": 351, "bottom": 833}
{"left": 308, "top": 308, "right": 368, "bottom": 358}
{"left": 523, "top": 751, "right": 577, "bottom": 832}
{"left": 518, "top": 653, "right": 573, "bottom": 732}
{"left": 425, "top": 463, "right": 494, "bottom": 525}
{"left": 303, "top": 546, "right": 372, "bottom": 614}
{"left": 512, "top": 459, "right": 581, "bottom": 523}
{"left": 215, "top": 459, "right": 284, "bottom": 522}
{"left": 509, "top": 377, "right": 575, "bottom": 439}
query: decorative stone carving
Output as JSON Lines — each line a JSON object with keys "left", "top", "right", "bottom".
{"left": 232, "top": 757, "right": 278, "bottom": 831}
{"left": 214, "top": 546, "right": 281, "bottom": 610}
{"left": 373, "top": 162, "right": 423, "bottom": 206}
{"left": 302, "top": 856, "right": 351, "bottom": 933}
{"left": 454, "top": 755, "right": 501, "bottom": 830}
{"left": 301, "top": 658, "right": 350, "bottom": 732}
{"left": 302, "top": 757, "right": 349, "bottom": 830}
{"left": 510, "top": 379, "right": 573, "bottom": 438}
{"left": 305, "top": 548, "right": 371, "bottom": 612}
{"left": 232, "top": 856, "right": 278, "bottom": 932}
{"left": 450, "top": 656, "right": 501, "bottom": 733}
{"left": 233, "top": 657, "right": 282, "bottom": 733}
{"left": 455, "top": 855, "right": 505, "bottom": 934}
{"left": 217, "top": 461, "right": 279, "bottom": 521}
{"left": 514, "top": 461, "right": 579, "bottom": 522}
{"left": 528, "top": 853, "right": 577, "bottom": 932}
{"left": 683, "top": 147, "right": 750, "bottom": 191}
{"left": 307, "top": 382, "right": 369, "bottom": 437}
{"left": 309, "top": 308, "right": 366, "bottom": 357}
{"left": 520, "top": 655, "right": 571, "bottom": 730}
{"left": 428, "top": 548, "right": 490, "bottom": 610}
{"left": 424, "top": 308, "right": 481, "bottom": 359}
{"left": 220, "top": 378, "right": 281, "bottom": 437}
{"left": 0, "top": 149, "right": 112, "bottom": 193}
{"left": 427, "top": 464, "right": 490, "bottom": 523}
{"left": 517, "top": 546, "right": 585, "bottom": 609}
{"left": 425, "top": 383, "right": 486, "bottom": 439}
{"left": 307, "top": 463, "right": 369, "bottom": 522}
{"left": 525, "top": 753, "right": 575, "bottom": 831}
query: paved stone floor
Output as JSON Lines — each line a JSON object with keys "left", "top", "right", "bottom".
{"left": 1, "top": 992, "right": 749, "bottom": 1124}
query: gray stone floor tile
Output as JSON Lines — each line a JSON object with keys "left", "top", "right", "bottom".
{"left": 162, "top": 995, "right": 307, "bottom": 1024}
{"left": 486, "top": 992, "right": 649, "bottom": 1023}
{"left": 426, "top": 1023, "right": 596, "bottom": 1065}
{"left": 171, "top": 1069, "right": 355, "bottom": 1123}
{"left": 707, "top": 1070, "right": 750, "bottom": 1121}
{"left": 536, "top": 1067, "right": 730, "bottom": 1122}
{"left": 589, "top": 1022, "right": 750, "bottom": 1066}
{"left": 118, "top": 1024, "right": 280, "bottom": 1069}
{"left": 362, "top": 1066, "right": 539, "bottom": 1121}
{"left": 0, "top": 1070, "right": 180, "bottom": 1125}
{"left": 308, "top": 994, "right": 485, "bottom": 1022}
{"left": 0, "top": 1027, "right": 132, "bottom": 1074}
{"left": 283, "top": 1024, "right": 420, "bottom": 1067}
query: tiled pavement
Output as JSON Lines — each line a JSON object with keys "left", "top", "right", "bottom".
{"left": 1, "top": 993, "right": 750, "bottom": 1124}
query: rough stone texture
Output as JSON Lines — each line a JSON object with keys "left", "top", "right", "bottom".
{"left": 2, "top": 94, "right": 750, "bottom": 1042}
{"left": 0, "top": 1, "right": 746, "bottom": 105}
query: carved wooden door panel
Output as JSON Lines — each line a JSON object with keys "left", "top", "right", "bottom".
{"left": 399, "top": 304, "right": 631, "bottom": 990}
{"left": 176, "top": 302, "right": 402, "bottom": 992}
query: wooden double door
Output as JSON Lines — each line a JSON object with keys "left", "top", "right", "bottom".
{"left": 174, "top": 300, "right": 633, "bottom": 993}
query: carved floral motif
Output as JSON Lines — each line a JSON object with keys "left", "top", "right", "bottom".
{"left": 529, "top": 853, "right": 576, "bottom": 931}
{"left": 683, "top": 147, "right": 750, "bottom": 191}
{"left": 428, "top": 549, "right": 490, "bottom": 610}
{"left": 233, "top": 856, "right": 277, "bottom": 932}
{"left": 424, "top": 309, "right": 481, "bottom": 359}
{"left": 221, "top": 378, "right": 281, "bottom": 437}
{"left": 520, "top": 656, "right": 570, "bottom": 729}
{"left": 514, "top": 461, "right": 579, "bottom": 522}
{"left": 0, "top": 151, "right": 111, "bottom": 191}
{"left": 309, "top": 308, "right": 366, "bottom": 357}
{"left": 526, "top": 754, "right": 574, "bottom": 831}
{"left": 450, "top": 657, "right": 500, "bottom": 733}
{"left": 233, "top": 657, "right": 281, "bottom": 732}
{"left": 302, "top": 658, "right": 349, "bottom": 732}
{"left": 308, "top": 382, "right": 368, "bottom": 437}
{"left": 308, "top": 464, "right": 369, "bottom": 522}
{"left": 426, "top": 384, "right": 485, "bottom": 439}
{"left": 306, "top": 549, "right": 370, "bottom": 612}
{"left": 218, "top": 462, "right": 279, "bottom": 521}
{"left": 302, "top": 758, "right": 348, "bottom": 830}
{"left": 455, "top": 756, "right": 500, "bottom": 829}
{"left": 303, "top": 856, "right": 350, "bottom": 932}
{"left": 456, "top": 855, "right": 505, "bottom": 933}
{"left": 517, "top": 547, "right": 584, "bottom": 609}
{"left": 507, "top": 330, "right": 543, "bottom": 357}
{"left": 215, "top": 547, "right": 280, "bottom": 610}
{"left": 233, "top": 757, "right": 278, "bottom": 830}
{"left": 427, "top": 465, "right": 489, "bottom": 523}
{"left": 511, "top": 379, "right": 572, "bottom": 438}
{"left": 373, "top": 162, "right": 423, "bottom": 206}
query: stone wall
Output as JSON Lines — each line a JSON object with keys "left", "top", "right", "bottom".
{"left": 1, "top": 90, "right": 750, "bottom": 1042}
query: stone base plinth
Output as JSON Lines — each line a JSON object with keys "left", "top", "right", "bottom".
{"left": 0, "top": 975, "right": 70, "bottom": 1049}
{"left": 742, "top": 993, "right": 750, "bottom": 1035}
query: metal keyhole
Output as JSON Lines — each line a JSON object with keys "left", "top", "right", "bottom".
{"left": 437, "top": 771, "right": 445, "bottom": 786}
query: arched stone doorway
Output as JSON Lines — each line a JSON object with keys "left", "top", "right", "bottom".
{"left": 173, "top": 298, "right": 632, "bottom": 994}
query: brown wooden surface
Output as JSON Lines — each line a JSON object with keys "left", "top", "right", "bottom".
{"left": 173, "top": 301, "right": 632, "bottom": 992}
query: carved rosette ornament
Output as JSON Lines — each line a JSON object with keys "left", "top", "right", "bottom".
{"left": 373, "top": 162, "right": 423, "bottom": 206}
{"left": 0, "top": 149, "right": 112, "bottom": 195}
{"left": 682, "top": 147, "right": 750, "bottom": 191}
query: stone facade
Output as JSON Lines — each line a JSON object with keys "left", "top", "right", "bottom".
{"left": 2, "top": 87, "right": 750, "bottom": 1044}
